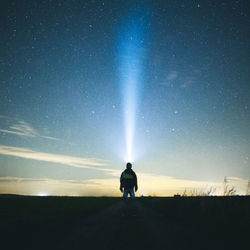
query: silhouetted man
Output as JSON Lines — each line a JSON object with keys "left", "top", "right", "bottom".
{"left": 120, "top": 162, "right": 138, "bottom": 198}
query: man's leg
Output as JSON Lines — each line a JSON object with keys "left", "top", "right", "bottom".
{"left": 123, "top": 189, "right": 129, "bottom": 199}
{"left": 129, "top": 188, "right": 135, "bottom": 198}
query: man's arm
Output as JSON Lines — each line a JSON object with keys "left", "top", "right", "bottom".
{"left": 120, "top": 173, "right": 124, "bottom": 192}
{"left": 134, "top": 173, "right": 138, "bottom": 192}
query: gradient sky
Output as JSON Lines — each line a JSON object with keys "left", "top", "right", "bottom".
{"left": 0, "top": 0, "right": 249, "bottom": 196}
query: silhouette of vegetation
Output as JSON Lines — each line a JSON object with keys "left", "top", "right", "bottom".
{"left": 247, "top": 180, "right": 250, "bottom": 195}
{"left": 223, "top": 176, "right": 237, "bottom": 196}
{"left": 181, "top": 186, "right": 217, "bottom": 197}
{"left": 181, "top": 177, "right": 244, "bottom": 197}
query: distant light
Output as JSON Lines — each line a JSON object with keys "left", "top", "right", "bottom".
{"left": 37, "top": 192, "right": 48, "bottom": 196}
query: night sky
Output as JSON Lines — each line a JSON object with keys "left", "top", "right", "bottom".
{"left": 0, "top": 0, "right": 249, "bottom": 196}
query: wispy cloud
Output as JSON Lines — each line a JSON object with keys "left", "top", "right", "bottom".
{"left": 0, "top": 120, "right": 37, "bottom": 137}
{"left": 0, "top": 116, "right": 60, "bottom": 141}
{"left": 0, "top": 145, "right": 105, "bottom": 168}
{"left": 1, "top": 175, "right": 247, "bottom": 196}
{"left": 0, "top": 145, "right": 120, "bottom": 176}
{"left": 136, "top": 172, "right": 221, "bottom": 196}
{"left": 0, "top": 176, "right": 121, "bottom": 196}
{"left": 0, "top": 176, "right": 48, "bottom": 183}
{"left": 0, "top": 145, "right": 224, "bottom": 196}
{"left": 160, "top": 69, "right": 200, "bottom": 88}
{"left": 0, "top": 144, "right": 248, "bottom": 196}
{"left": 161, "top": 70, "right": 178, "bottom": 86}
{"left": 0, "top": 173, "right": 248, "bottom": 196}
{"left": 225, "top": 176, "right": 249, "bottom": 192}
{"left": 167, "top": 70, "right": 178, "bottom": 81}
{"left": 180, "top": 76, "right": 196, "bottom": 88}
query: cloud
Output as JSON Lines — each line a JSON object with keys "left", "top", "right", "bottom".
{"left": 1, "top": 174, "right": 247, "bottom": 196}
{"left": 225, "top": 177, "right": 249, "bottom": 191}
{"left": 180, "top": 76, "right": 196, "bottom": 88}
{"left": 161, "top": 70, "right": 178, "bottom": 86}
{"left": 0, "top": 144, "right": 107, "bottom": 168}
{"left": 0, "top": 117, "right": 60, "bottom": 141}
{"left": 0, "top": 173, "right": 248, "bottom": 196}
{"left": 0, "top": 120, "right": 36, "bottom": 137}
{"left": 0, "top": 144, "right": 248, "bottom": 196}
{"left": 160, "top": 69, "right": 200, "bottom": 88}
{"left": 0, "top": 176, "right": 48, "bottom": 183}
{"left": 0, "top": 146, "right": 224, "bottom": 196}
{"left": 0, "top": 145, "right": 121, "bottom": 178}
{"left": 226, "top": 177, "right": 249, "bottom": 183}
{"left": 0, "top": 176, "right": 120, "bottom": 196}
{"left": 136, "top": 172, "right": 221, "bottom": 196}
{"left": 167, "top": 71, "right": 178, "bottom": 81}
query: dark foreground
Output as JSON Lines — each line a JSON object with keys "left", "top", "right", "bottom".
{"left": 1, "top": 195, "right": 249, "bottom": 250}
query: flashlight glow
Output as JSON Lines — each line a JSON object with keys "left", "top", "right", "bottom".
{"left": 118, "top": 9, "right": 149, "bottom": 162}
{"left": 125, "top": 75, "right": 137, "bottom": 162}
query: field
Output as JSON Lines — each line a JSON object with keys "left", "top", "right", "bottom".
{"left": 0, "top": 195, "right": 249, "bottom": 250}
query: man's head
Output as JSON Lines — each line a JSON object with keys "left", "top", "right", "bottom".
{"left": 126, "top": 162, "right": 132, "bottom": 169}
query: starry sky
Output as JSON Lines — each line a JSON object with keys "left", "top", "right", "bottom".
{"left": 0, "top": 0, "right": 249, "bottom": 196}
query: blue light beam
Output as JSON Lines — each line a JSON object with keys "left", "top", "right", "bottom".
{"left": 118, "top": 9, "right": 149, "bottom": 162}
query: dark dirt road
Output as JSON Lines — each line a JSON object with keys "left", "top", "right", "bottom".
{"left": 52, "top": 199, "right": 242, "bottom": 250}
{"left": 2, "top": 197, "right": 248, "bottom": 250}
{"left": 61, "top": 200, "right": 171, "bottom": 250}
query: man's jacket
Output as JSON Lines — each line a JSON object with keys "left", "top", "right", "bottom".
{"left": 120, "top": 168, "right": 137, "bottom": 189}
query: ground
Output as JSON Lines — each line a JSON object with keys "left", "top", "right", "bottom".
{"left": 1, "top": 195, "right": 249, "bottom": 250}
